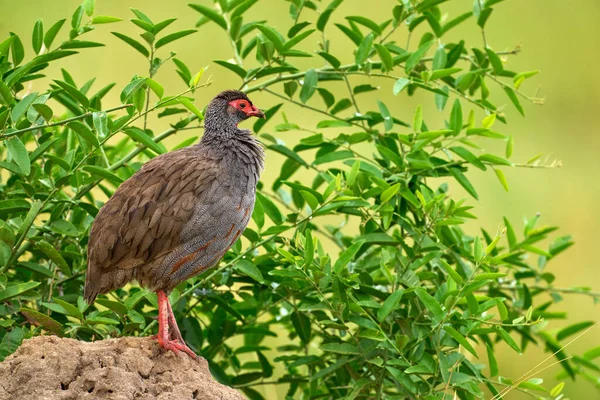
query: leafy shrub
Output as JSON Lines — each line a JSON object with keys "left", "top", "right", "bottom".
{"left": 1, "top": 0, "right": 598, "bottom": 399}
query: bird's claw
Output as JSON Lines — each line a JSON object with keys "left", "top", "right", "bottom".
{"left": 158, "top": 337, "right": 197, "bottom": 359}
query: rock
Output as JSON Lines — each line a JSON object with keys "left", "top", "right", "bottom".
{"left": 0, "top": 335, "right": 245, "bottom": 400}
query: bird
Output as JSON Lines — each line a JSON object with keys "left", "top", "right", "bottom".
{"left": 84, "top": 90, "right": 266, "bottom": 358}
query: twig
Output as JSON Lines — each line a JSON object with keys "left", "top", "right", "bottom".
{"left": 262, "top": 88, "right": 366, "bottom": 130}
{"left": 0, "top": 104, "right": 134, "bottom": 140}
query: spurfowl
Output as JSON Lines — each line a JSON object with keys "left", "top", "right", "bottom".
{"left": 84, "top": 90, "right": 265, "bottom": 358}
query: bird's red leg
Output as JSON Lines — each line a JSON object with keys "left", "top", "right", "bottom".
{"left": 156, "top": 290, "right": 196, "bottom": 358}
{"left": 165, "top": 297, "right": 186, "bottom": 345}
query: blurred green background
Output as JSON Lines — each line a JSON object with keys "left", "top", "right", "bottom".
{"left": 1, "top": 0, "right": 598, "bottom": 398}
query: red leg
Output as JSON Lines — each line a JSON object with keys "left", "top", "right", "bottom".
{"left": 166, "top": 296, "right": 185, "bottom": 344}
{"left": 156, "top": 290, "right": 196, "bottom": 358}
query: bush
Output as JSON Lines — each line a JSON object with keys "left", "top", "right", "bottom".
{"left": 1, "top": 0, "right": 598, "bottom": 399}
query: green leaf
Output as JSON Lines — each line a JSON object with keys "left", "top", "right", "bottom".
{"left": 124, "top": 127, "right": 165, "bottom": 155}
{"left": 288, "top": 21, "right": 311, "bottom": 38}
{"left": 130, "top": 18, "right": 154, "bottom": 32}
{"left": 32, "top": 104, "right": 53, "bottom": 122}
{"left": 82, "top": 165, "right": 124, "bottom": 184}
{"left": 430, "top": 67, "right": 462, "bottom": 80}
{"left": 346, "top": 16, "right": 382, "bottom": 35}
{"left": 320, "top": 342, "right": 359, "bottom": 354}
{"left": 0, "top": 282, "right": 40, "bottom": 302}
{"left": 0, "top": 200, "right": 30, "bottom": 214}
{"left": 256, "top": 25, "right": 284, "bottom": 53}
{"left": 49, "top": 220, "right": 80, "bottom": 237}
{"left": 71, "top": 5, "right": 84, "bottom": 29}
{"left": 0, "top": 80, "right": 13, "bottom": 105}
{"left": 304, "top": 229, "right": 314, "bottom": 269}
{"left": 506, "top": 134, "right": 514, "bottom": 158}
{"left": 449, "top": 168, "right": 478, "bottom": 200}
{"left": 188, "top": 3, "right": 228, "bottom": 29}
{"left": 17, "top": 201, "right": 42, "bottom": 239}
{"left": 234, "top": 259, "right": 264, "bottom": 283}
{"left": 0, "top": 327, "right": 23, "bottom": 362}
{"left": 473, "top": 236, "right": 483, "bottom": 262}
{"left": 92, "top": 16, "right": 123, "bottom": 24}
{"left": 474, "top": 273, "right": 506, "bottom": 281}
{"left": 0, "top": 35, "right": 16, "bottom": 57}
{"left": 54, "top": 80, "right": 89, "bottom": 109}
{"left": 300, "top": 190, "right": 319, "bottom": 211}
{"left": 392, "top": 78, "right": 410, "bottom": 95}
{"left": 485, "top": 48, "right": 503, "bottom": 73}
{"left": 152, "top": 18, "right": 177, "bottom": 35}
{"left": 256, "top": 192, "right": 283, "bottom": 225}
{"left": 449, "top": 146, "right": 486, "bottom": 171}
{"left": 112, "top": 32, "right": 149, "bottom": 57}
{"left": 283, "top": 29, "right": 315, "bottom": 51}
{"left": 145, "top": 79, "right": 163, "bottom": 99}
{"left": 20, "top": 308, "right": 63, "bottom": 335}
{"left": 435, "top": 86, "right": 449, "bottom": 111}
{"left": 377, "top": 100, "right": 393, "bottom": 131}
{"left": 503, "top": 86, "right": 525, "bottom": 116}
{"left": 300, "top": 69, "right": 318, "bottom": 103}
{"left": 178, "top": 98, "right": 202, "bottom": 119}
{"left": 231, "top": 0, "right": 258, "bottom": 19}
{"left": 486, "top": 343, "right": 499, "bottom": 377}
{"left": 32, "top": 19, "right": 43, "bottom": 54}
{"left": 355, "top": 33, "right": 374, "bottom": 65}
{"left": 53, "top": 298, "right": 84, "bottom": 320}
{"left": 335, "top": 23, "right": 362, "bottom": 46}
{"left": 155, "top": 29, "right": 197, "bottom": 49}
{"left": 213, "top": 60, "right": 246, "bottom": 79}
{"left": 333, "top": 240, "right": 365, "bottom": 274}
{"left": 374, "top": 44, "right": 393, "bottom": 71}
{"left": 557, "top": 321, "right": 595, "bottom": 341}
{"left": 438, "top": 260, "right": 463, "bottom": 285}
{"left": 550, "top": 382, "right": 565, "bottom": 397}
{"left": 83, "top": 0, "right": 95, "bottom": 16}
{"left": 44, "top": 19, "right": 66, "bottom": 49}
{"left": 6, "top": 137, "right": 30, "bottom": 175}
{"left": 291, "top": 311, "right": 311, "bottom": 344}
{"left": 414, "top": 288, "right": 444, "bottom": 324}
{"left": 494, "top": 168, "right": 509, "bottom": 191}
{"left": 69, "top": 121, "right": 99, "bottom": 147}
{"left": 120, "top": 77, "right": 147, "bottom": 103}
{"left": 480, "top": 154, "right": 513, "bottom": 166}
{"left": 11, "top": 92, "right": 37, "bottom": 122}
{"left": 380, "top": 183, "right": 400, "bottom": 204}
{"left": 450, "top": 99, "right": 463, "bottom": 134}
{"left": 443, "top": 326, "right": 478, "bottom": 358}
{"left": 386, "top": 367, "right": 416, "bottom": 393}
{"left": 93, "top": 111, "right": 108, "bottom": 138}
{"left": 316, "top": 9, "right": 334, "bottom": 32}
{"left": 94, "top": 299, "right": 128, "bottom": 316}
{"left": 377, "top": 290, "right": 404, "bottom": 321}
{"left": 10, "top": 33, "right": 24, "bottom": 66}
{"left": 498, "top": 328, "right": 521, "bottom": 353}
{"left": 405, "top": 40, "right": 433, "bottom": 73}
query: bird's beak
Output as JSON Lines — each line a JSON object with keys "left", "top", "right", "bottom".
{"left": 248, "top": 108, "right": 266, "bottom": 119}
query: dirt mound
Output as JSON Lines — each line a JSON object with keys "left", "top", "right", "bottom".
{"left": 0, "top": 335, "right": 244, "bottom": 400}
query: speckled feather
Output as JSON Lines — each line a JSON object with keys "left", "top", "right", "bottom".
{"left": 84, "top": 91, "right": 264, "bottom": 303}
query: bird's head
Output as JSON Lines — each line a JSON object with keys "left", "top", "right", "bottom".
{"left": 204, "top": 90, "right": 265, "bottom": 134}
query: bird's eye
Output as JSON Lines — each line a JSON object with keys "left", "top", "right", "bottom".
{"left": 240, "top": 102, "right": 246, "bottom": 108}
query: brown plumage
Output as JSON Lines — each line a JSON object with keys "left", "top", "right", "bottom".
{"left": 84, "top": 90, "right": 265, "bottom": 357}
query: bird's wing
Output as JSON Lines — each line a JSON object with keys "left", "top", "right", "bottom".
{"left": 87, "top": 146, "right": 222, "bottom": 275}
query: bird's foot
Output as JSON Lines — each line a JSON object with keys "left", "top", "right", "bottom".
{"left": 157, "top": 336, "right": 197, "bottom": 359}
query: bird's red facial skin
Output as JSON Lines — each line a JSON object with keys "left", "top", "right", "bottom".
{"left": 228, "top": 99, "right": 265, "bottom": 118}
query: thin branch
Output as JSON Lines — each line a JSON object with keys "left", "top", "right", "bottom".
{"left": 0, "top": 104, "right": 134, "bottom": 140}
{"left": 262, "top": 88, "right": 367, "bottom": 131}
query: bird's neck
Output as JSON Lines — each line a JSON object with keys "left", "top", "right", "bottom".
{"left": 199, "top": 124, "right": 265, "bottom": 176}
